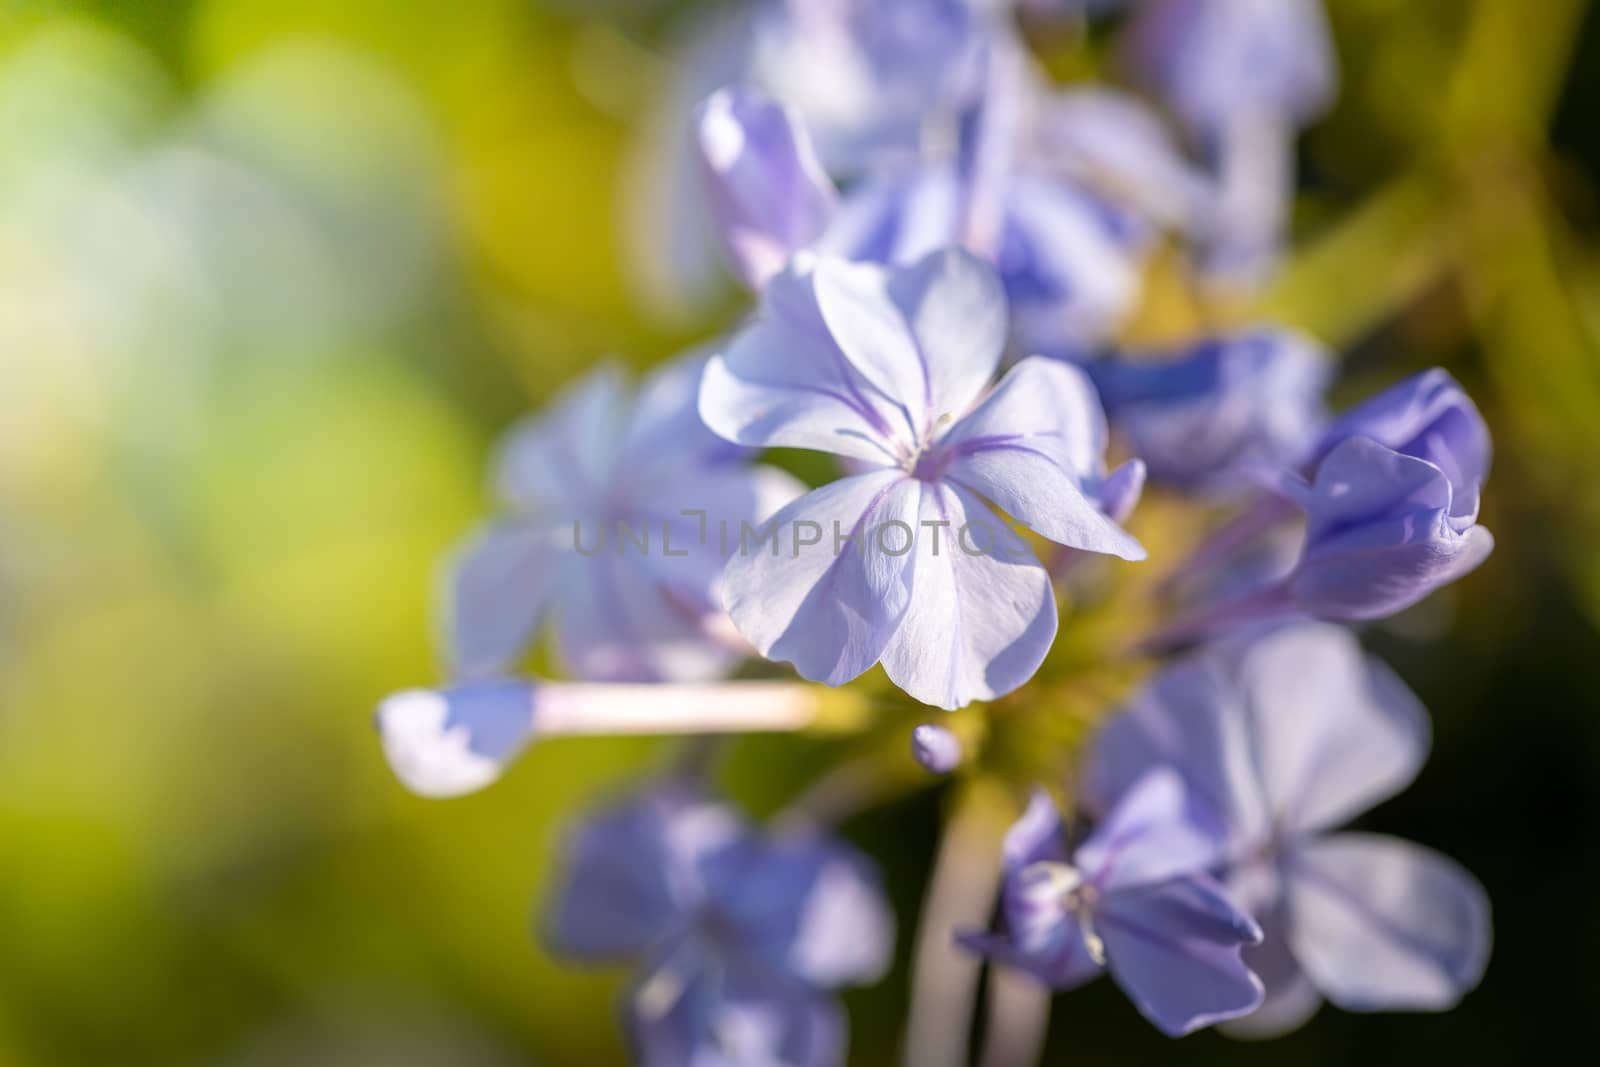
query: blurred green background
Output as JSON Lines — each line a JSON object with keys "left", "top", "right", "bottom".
{"left": 1, "top": 1, "right": 1597, "bottom": 1063}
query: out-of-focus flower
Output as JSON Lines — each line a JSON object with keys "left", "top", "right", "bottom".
{"left": 1149, "top": 367, "right": 1492, "bottom": 642}
{"left": 694, "top": 88, "right": 839, "bottom": 290}
{"left": 1094, "top": 328, "right": 1331, "bottom": 498}
{"left": 1124, "top": 0, "right": 1337, "bottom": 140}
{"left": 910, "top": 723, "right": 963, "bottom": 774}
{"left": 959, "top": 770, "right": 1264, "bottom": 1036}
{"left": 1123, "top": 0, "right": 1339, "bottom": 282}
{"left": 444, "top": 353, "right": 802, "bottom": 682}
{"left": 1033, "top": 85, "right": 1213, "bottom": 237}
{"left": 700, "top": 249, "right": 1144, "bottom": 708}
{"left": 1086, "top": 624, "right": 1492, "bottom": 1034}
{"left": 625, "top": 0, "right": 985, "bottom": 318}
{"left": 693, "top": 47, "right": 1169, "bottom": 354}
{"left": 543, "top": 786, "right": 893, "bottom": 1067}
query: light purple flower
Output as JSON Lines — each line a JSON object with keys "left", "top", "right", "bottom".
{"left": 694, "top": 87, "right": 840, "bottom": 290}
{"left": 693, "top": 63, "right": 1152, "bottom": 354}
{"left": 747, "top": 0, "right": 985, "bottom": 176}
{"left": 910, "top": 723, "right": 963, "bottom": 774}
{"left": 699, "top": 248, "right": 1145, "bottom": 708}
{"left": 1123, "top": 0, "right": 1338, "bottom": 139}
{"left": 444, "top": 353, "right": 802, "bottom": 683}
{"left": 1034, "top": 85, "right": 1213, "bottom": 237}
{"left": 1122, "top": 0, "right": 1339, "bottom": 283}
{"left": 1085, "top": 624, "right": 1492, "bottom": 1034}
{"left": 624, "top": 0, "right": 983, "bottom": 317}
{"left": 544, "top": 786, "right": 893, "bottom": 1067}
{"left": 1095, "top": 327, "right": 1331, "bottom": 498}
{"left": 1149, "top": 368, "right": 1492, "bottom": 643}
{"left": 958, "top": 770, "right": 1265, "bottom": 1036}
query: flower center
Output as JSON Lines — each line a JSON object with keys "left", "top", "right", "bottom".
{"left": 906, "top": 440, "right": 953, "bottom": 482}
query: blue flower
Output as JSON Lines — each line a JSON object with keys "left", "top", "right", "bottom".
{"left": 693, "top": 38, "right": 1186, "bottom": 354}
{"left": 1122, "top": 0, "right": 1339, "bottom": 282}
{"left": 699, "top": 248, "right": 1145, "bottom": 708}
{"left": 1148, "top": 367, "right": 1492, "bottom": 642}
{"left": 544, "top": 786, "right": 893, "bottom": 1067}
{"left": 1085, "top": 624, "right": 1492, "bottom": 1035}
{"left": 444, "top": 352, "right": 802, "bottom": 682}
{"left": 625, "top": 0, "right": 983, "bottom": 316}
{"left": 1123, "top": 0, "right": 1337, "bottom": 138}
{"left": 1095, "top": 327, "right": 1331, "bottom": 497}
{"left": 958, "top": 770, "right": 1265, "bottom": 1036}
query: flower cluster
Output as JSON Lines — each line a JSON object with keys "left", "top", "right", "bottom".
{"left": 376, "top": 2, "right": 1495, "bottom": 1064}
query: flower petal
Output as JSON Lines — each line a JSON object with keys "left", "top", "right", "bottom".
{"left": 545, "top": 787, "right": 746, "bottom": 962}
{"left": 721, "top": 470, "right": 919, "bottom": 686}
{"left": 1004, "top": 789, "right": 1071, "bottom": 870}
{"left": 1221, "top": 886, "right": 1325, "bottom": 1038}
{"left": 710, "top": 833, "right": 895, "bottom": 990}
{"left": 1097, "top": 876, "right": 1265, "bottom": 1037}
{"left": 553, "top": 549, "right": 744, "bottom": 683}
{"left": 693, "top": 86, "right": 838, "bottom": 289}
{"left": 1315, "top": 368, "right": 1492, "bottom": 504}
{"left": 1081, "top": 649, "right": 1270, "bottom": 842}
{"left": 1238, "top": 624, "right": 1430, "bottom": 835}
{"left": 375, "top": 680, "right": 537, "bottom": 798}
{"left": 1076, "top": 768, "right": 1228, "bottom": 892}
{"left": 699, "top": 265, "right": 910, "bottom": 463}
{"left": 944, "top": 357, "right": 1146, "bottom": 559}
{"left": 1286, "top": 833, "right": 1491, "bottom": 1012}
{"left": 814, "top": 248, "right": 1006, "bottom": 433}
{"left": 493, "top": 363, "right": 627, "bottom": 511}
{"left": 442, "top": 520, "right": 558, "bottom": 679}
{"left": 878, "top": 483, "right": 1057, "bottom": 709}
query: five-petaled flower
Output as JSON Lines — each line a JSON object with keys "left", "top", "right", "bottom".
{"left": 1085, "top": 624, "right": 1491, "bottom": 1034}
{"left": 959, "top": 769, "right": 1265, "bottom": 1036}
{"left": 444, "top": 353, "right": 802, "bottom": 683}
{"left": 699, "top": 247, "right": 1145, "bottom": 709}
{"left": 544, "top": 785, "right": 894, "bottom": 1067}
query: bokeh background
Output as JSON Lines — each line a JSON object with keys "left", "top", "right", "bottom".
{"left": 1, "top": 0, "right": 1597, "bottom": 1063}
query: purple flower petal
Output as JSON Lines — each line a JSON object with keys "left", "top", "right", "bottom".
{"left": 709, "top": 832, "right": 895, "bottom": 990}
{"left": 1082, "top": 651, "right": 1270, "bottom": 841}
{"left": 1004, "top": 789, "right": 1071, "bottom": 871}
{"left": 375, "top": 680, "right": 538, "bottom": 799}
{"left": 1096, "top": 875, "right": 1265, "bottom": 1036}
{"left": 545, "top": 788, "right": 745, "bottom": 963}
{"left": 877, "top": 482, "right": 1057, "bottom": 709}
{"left": 1314, "top": 368, "right": 1492, "bottom": 509}
{"left": 813, "top": 248, "right": 1007, "bottom": 435}
{"left": 1286, "top": 833, "right": 1491, "bottom": 1012}
{"left": 1076, "top": 768, "right": 1228, "bottom": 892}
{"left": 720, "top": 470, "right": 920, "bottom": 687}
{"left": 442, "top": 520, "right": 559, "bottom": 679}
{"left": 1237, "top": 624, "right": 1430, "bottom": 835}
{"left": 1125, "top": 0, "right": 1338, "bottom": 137}
{"left": 699, "top": 264, "right": 911, "bottom": 463}
{"left": 694, "top": 86, "right": 838, "bottom": 289}
{"left": 943, "top": 357, "right": 1146, "bottom": 559}
{"left": 1291, "top": 436, "right": 1494, "bottom": 620}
